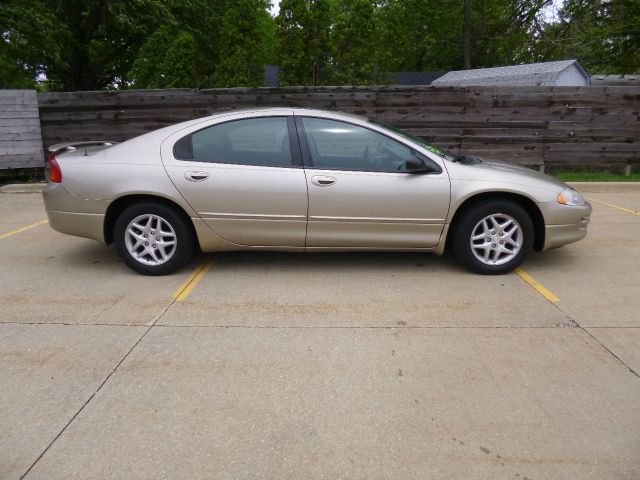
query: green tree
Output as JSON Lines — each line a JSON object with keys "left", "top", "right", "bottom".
{"left": 375, "top": 0, "right": 407, "bottom": 75}
{"left": 276, "top": 0, "right": 336, "bottom": 86}
{"left": 0, "top": 0, "right": 58, "bottom": 88}
{"left": 130, "top": 27, "right": 201, "bottom": 88}
{"left": 213, "top": 0, "right": 273, "bottom": 87}
{"left": 376, "top": 0, "right": 555, "bottom": 73}
{"left": 376, "top": 0, "right": 464, "bottom": 71}
{"left": 0, "top": 0, "right": 168, "bottom": 90}
{"left": 129, "top": 0, "right": 227, "bottom": 89}
{"left": 332, "top": 0, "right": 380, "bottom": 85}
{"left": 534, "top": 0, "right": 640, "bottom": 74}
{"left": 3, "top": 0, "right": 637, "bottom": 90}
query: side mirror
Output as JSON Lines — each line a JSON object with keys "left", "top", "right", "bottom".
{"left": 405, "top": 155, "right": 434, "bottom": 174}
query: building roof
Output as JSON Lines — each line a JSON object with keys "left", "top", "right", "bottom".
{"left": 264, "top": 65, "right": 279, "bottom": 88}
{"left": 432, "top": 60, "right": 589, "bottom": 86}
{"left": 590, "top": 75, "right": 640, "bottom": 86}
{"left": 393, "top": 71, "right": 446, "bottom": 85}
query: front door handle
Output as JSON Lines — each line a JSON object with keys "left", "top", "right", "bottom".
{"left": 311, "top": 175, "right": 336, "bottom": 187}
{"left": 185, "top": 171, "right": 210, "bottom": 182}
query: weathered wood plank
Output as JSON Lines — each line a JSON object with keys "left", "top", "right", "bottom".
{"left": 0, "top": 132, "right": 43, "bottom": 142}
{"left": 0, "top": 154, "right": 45, "bottom": 168}
{"left": 0, "top": 90, "right": 39, "bottom": 105}
{"left": 0, "top": 90, "right": 44, "bottom": 170}
{"left": 35, "top": 86, "right": 640, "bottom": 170}
{"left": 0, "top": 118, "right": 46, "bottom": 127}
{"left": 0, "top": 103, "right": 40, "bottom": 113}
{"left": 0, "top": 111, "right": 40, "bottom": 119}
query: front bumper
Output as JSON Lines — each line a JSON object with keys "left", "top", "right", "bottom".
{"left": 538, "top": 201, "right": 592, "bottom": 251}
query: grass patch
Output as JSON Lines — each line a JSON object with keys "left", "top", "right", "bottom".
{"left": 552, "top": 171, "right": 640, "bottom": 182}
{"left": 0, "top": 168, "right": 45, "bottom": 186}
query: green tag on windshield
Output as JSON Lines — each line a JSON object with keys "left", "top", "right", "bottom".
{"left": 425, "top": 145, "right": 444, "bottom": 155}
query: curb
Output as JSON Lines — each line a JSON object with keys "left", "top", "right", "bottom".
{"left": 0, "top": 183, "right": 46, "bottom": 194}
{"left": 568, "top": 182, "right": 640, "bottom": 193}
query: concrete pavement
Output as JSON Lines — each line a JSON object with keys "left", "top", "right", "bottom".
{"left": 1, "top": 189, "right": 639, "bottom": 479}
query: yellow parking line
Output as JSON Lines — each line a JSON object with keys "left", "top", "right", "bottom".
{"left": 514, "top": 267, "right": 560, "bottom": 303}
{"left": 586, "top": 197, "right": 640, "bottom": 216}
{"left": 0, "top": 219, "right": 49, "bottom": 240}
{"left": 171, "top": 258, "right": 214, "bottom": 301}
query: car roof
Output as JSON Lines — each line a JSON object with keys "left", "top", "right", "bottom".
{"left": 208, "top": 107, "right": 368, "bottom": 123}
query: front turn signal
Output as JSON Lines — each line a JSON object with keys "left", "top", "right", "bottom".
{"left": 557, "top": 188, "right": 584, "bottom": 206}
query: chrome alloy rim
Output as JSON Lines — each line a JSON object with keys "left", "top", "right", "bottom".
{"left": 125, "top": 214, "right": 177, "bottom": 266}
{"left": 470, "top": 213, "right": 523, "bottom": 266}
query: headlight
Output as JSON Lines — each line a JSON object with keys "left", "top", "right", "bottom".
{"left": 557, "top": 188, "right": 585, "bottom": 206}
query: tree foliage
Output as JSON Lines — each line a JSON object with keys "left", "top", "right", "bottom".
{"left": 215, "top": 0, "right": 274, "bottom": 87}
{"left": 1, "top": 0, "right": 168, "bottom": 90}
{"left": 332, "top": 0, "right": 381, "bottom": 85}
{"left": 532, "top": 0, "right": 640, "bottom": 74}
{"left": 1, "top": 0, "right": 638, "bottom": 90}
{"left": 129, "top": 0, "right": 227, "bottom": 89}
{"left": 130, "top": 27, "right": 201, "bottom": 89}
{"left": 276, "top": 0, "right": 336, "bottom": 86}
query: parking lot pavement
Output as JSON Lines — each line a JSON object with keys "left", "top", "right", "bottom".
{"left": 523, "top": 203, "right": 640, "bottom": 328}
{"left": 1, "top": 189, "right": 639, "bottom": 479}
{"left": 0, "top": 193, "right": 48, "bottom": 229}
{"left": 583, "top": 191, "right": 640, "bottom": 214}
{"left": 22, "top": 327, "right": 640, "bottom": 480}
{"left": 587, "top": 328, "right": 640, "bottom": 373}
{"left": 160, "top": 251, "right": 566, "bottom": 328}
{"left": 0, "top": 221, "right": 204, "bottom": 326}
{"left": 0, "top": 323, "right": 145, "bottom": 479}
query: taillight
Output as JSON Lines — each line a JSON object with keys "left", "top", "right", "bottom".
{"left": 49, "top": 153, "right": 62, "bottom": 183}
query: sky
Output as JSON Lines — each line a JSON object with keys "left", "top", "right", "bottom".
{"left": 543, "top": 0, "right": 566, "bottom": 22}
{"left": 269, "top": 0, "right": 564, "bottom": 22}
{"left": 269, "top": 0, "right": 280, "bottom": 16}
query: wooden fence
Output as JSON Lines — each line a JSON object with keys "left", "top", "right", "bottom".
{"left": 30, "top": 85, "right": 640, "bottom": 171}
{"left": 0, "top": 90, "right": 44, "bottom": 170}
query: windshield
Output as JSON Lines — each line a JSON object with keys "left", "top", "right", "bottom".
{"left": 369, "top": 119, "right": 482, "bottom": 165}
{"left": 368, "top": 119, "right": 459, "bottom": 162}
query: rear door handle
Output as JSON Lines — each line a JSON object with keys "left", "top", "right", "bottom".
{"left": 311, "top": 175, "right": 336, "bottom": 187}
{"left": 185, "top": 171, "right": 210, "bottom": 182}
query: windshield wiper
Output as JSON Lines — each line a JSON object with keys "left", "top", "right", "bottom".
{"left": 444, "top": 151, "right": 482, "bottom": 165}
{"left": 443, "top": 150, "right": 463, "bottom": 162}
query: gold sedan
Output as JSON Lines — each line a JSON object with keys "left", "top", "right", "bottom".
{"left": 43, "top": 108, "right": 591, "bottom": 275}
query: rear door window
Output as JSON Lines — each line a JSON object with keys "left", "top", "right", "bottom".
{"left": 174, "top": 117, "right": 293, "bottom": 167}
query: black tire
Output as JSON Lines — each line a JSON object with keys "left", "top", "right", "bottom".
{"left": 114, "top": 202, "right": 194, "bottom": 275}
{"left": 452, "top": 200, "right": 534, "bottom": 275}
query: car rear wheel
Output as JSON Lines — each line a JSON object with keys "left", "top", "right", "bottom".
{"left": 114, "top": 202, "right": 194, "bottom": 275}
{"left": 452, "top": 200, "right": 534, "bottom": 275}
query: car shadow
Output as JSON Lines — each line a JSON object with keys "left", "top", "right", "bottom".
{"left": 57, "top": 240, "right": 583, "bottom": 277}
{"left": 207, "top": 249, "right": 464, "bottom": 275}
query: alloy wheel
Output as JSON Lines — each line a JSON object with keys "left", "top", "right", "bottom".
{"left": 124, "top": 214, "right": 177, "bottom": 266}
{"left": 469, "top": 213, "right": 523, "bottom": 266}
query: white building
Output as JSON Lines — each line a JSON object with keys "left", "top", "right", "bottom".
{"left": 431, "top": 60, "right": 590, "bottom": 87}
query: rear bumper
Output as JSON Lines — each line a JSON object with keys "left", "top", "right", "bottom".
{"left": 46, "top": 209, "right": 106, "bottom": 243}
{"left": 43, "top": 182, "right": 108, "bottom": 243}
{"left": 539, "top": 201, "right": 592, "bottom": 251}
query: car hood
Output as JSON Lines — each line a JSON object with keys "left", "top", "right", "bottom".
{"left": 462, "top": 156, "right": 567, "bottom": 188}
{"left": 481, "top": 161, "right": 564, "bottom": 186}
{"left": 442, "top": 155, "right": 573, "bottom": 202}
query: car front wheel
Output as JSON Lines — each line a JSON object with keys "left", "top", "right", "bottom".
{"left": 114, "top": 202, "right": 194, "bottom": 275}
{"left": 452, "top": 200, "right": 534, "bottom": 275}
